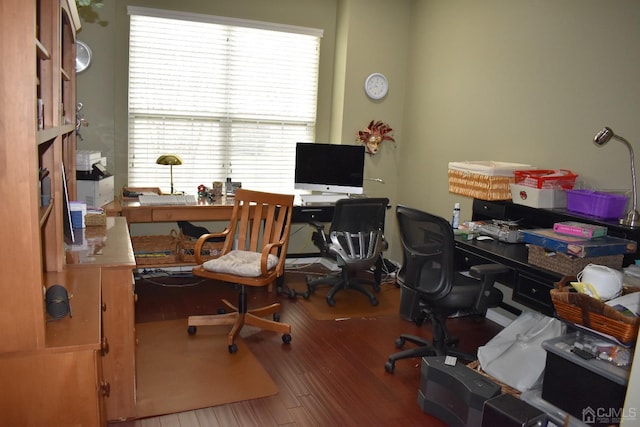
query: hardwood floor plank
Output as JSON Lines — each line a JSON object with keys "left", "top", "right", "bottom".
{"left": 210, "top": 404, "right": 240, "bottom": 427}
{"left": 250, "top": 395, "right": 295, "bottom": 425}
{"left": 193, "top": 407, "right": 223, "bottom": 427}
{"left": 176, "top": 411, "right": 200, "bottom": 426}
{"left": 229, "top": 400, "right": 267, "bottom": 426}
{"left": 287, "top": 406, "right": 318, "bottom": 427}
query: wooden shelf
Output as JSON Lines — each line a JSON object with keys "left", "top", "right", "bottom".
{"left": 36, "top": 38, "right": 50, "bottom": 60}
{"left": 37, "top": 127, "right": 59, "bottom": 145}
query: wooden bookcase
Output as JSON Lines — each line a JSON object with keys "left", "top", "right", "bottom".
{"left": 0, "top": 1, "right": 113, "bottom": 425}
{"left": 0, "top": 0, "right": 80, "bottom": 355}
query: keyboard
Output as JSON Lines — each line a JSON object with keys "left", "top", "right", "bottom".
{"left": 138, "top": 194, "right": 197, "bottom": 206}
{"left": 300, "top": 194, "right": 351, "bottom": 205}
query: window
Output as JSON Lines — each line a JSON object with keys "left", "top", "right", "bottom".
{"left": 127, "top": 7, "right": 322, "bottom": 195}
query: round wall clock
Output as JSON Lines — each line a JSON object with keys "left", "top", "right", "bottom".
{"left": 76, "top": 40, "right": 92, "bottom": 73}
{"left": 364, "top": 72, "right": 389, "bottom": 100}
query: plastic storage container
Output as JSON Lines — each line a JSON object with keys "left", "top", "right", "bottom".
{"left": 541, "top": 333, "right": 630, "bottom": 423}
{"left": 514, "top": 169, "right": 578, "bottom": 189}
{"left": 566, "top": 189, "right": 628, "bottom": 219}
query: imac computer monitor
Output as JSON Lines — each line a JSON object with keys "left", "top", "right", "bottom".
{"left": 294, "top": 142, "right": 365, "bottom": 194}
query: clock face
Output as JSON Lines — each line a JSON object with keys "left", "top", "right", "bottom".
{"left": 76, "top": 40, "right": 92, "bottom": 73}
{"left": 364, "top": 73, "right": 388, "bottom": 100}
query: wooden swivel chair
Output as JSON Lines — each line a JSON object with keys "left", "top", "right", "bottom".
{"left": 304, "top": 197, "right": 389, "bottom": 306}
{"left": 384, "top": 205, "right": 507, "bottom": 373}
{"left": 187, "top": 189, "right": 294, "bottom": 353}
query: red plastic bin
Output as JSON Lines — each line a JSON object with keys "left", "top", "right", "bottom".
{"left": 513, "top": 169, "right": 578, "bottom": 189}
{"left": 566, "top": 189, "right": 628, "bottom": 219}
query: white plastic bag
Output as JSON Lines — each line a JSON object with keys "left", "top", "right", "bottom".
{"left": 477, "top": 311, "right": 564, "bottom": 392}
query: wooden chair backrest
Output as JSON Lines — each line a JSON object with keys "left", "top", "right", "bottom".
{"left": 221, "top": 189, "right": 295, "bottom": 276}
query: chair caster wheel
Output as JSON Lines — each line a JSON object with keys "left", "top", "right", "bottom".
{"left": 384, "top": 361, "right": 395, "bottom": 373}
{"left": 282, "top": 333, "right": 292, "bottom": 344}
{"left": 217, "top": 308, "right": 226, "bottom": 315}
{"left": 326, "top": 296, "right": 335, "bottom": 307}
{"left": 228, "top": 343, "right": 238, "bottom": 354}
{"left": 187, "top": 326, "right": 197, "bottom": 335}
{"left": 370, "top": 297, "right": 379, "bottom": 306}
{"left": 302, "top": 292, "right": 310, "bottom": 300}
{"left": 395, "top": 337, "right": 406, "bottom": 348}
{"left": 273, "top": 313, "right": 280, "bottom": 322}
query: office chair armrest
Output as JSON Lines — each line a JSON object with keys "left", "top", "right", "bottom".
{"left": 468, "top": 264, "right": 509, "bottom": 279}
{"left": 262, "top": 241, "right": 287, "bottom": 275}
{"left": 194, "top": 230, "right": 229, "bottom": 264}
{"left": 307, "top": 219, "right": 325, "bottom": 231}
{"left": 469, "top": 263, "right": 509, "bottom": 314}
{"left": 307, "top": 219, "right": 329, "bottom": 254}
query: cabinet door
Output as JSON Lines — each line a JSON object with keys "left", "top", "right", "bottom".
{"left": 0, "top": 350, "right": 104, "bottom": 426}
{"left": 101, "top": 268, "right": 137, "bottom": 421}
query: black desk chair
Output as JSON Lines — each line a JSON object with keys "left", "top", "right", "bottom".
{"left": 385, "top": 205, "right": 507, "bottom": 373}
{"left": 303, "top": 197, "right": 389, "bottom": 306}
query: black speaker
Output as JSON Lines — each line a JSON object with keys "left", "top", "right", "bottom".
{"left": 481, "top": 393, "right": 547, "bottom": 427}
{"left": 418, "top": 356, "right": 501, "bottom": 427}
{"left": 46, "top": 284, "right": 71, "bottom": 320}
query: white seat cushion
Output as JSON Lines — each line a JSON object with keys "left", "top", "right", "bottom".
{"left": 202, "top": 249, "right": 278, "bottom": 277}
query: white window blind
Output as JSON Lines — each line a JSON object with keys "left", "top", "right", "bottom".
{"left": 127, "top": 7, "right": 322, "bottom": 195}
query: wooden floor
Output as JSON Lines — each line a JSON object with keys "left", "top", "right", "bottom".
{"left": 110, "top": 266, "right": 502, "bottom": 427}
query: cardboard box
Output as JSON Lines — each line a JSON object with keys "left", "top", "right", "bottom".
{"left": 552, "top": 221, "right": 607, "bottom": 239}
{"left": 510, "top": 184, "right": 566, "bottom": 209}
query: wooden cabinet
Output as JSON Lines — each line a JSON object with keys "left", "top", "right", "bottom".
{"left": 67, "top": 218, "right": 138, "bottom": 421}
{"left": 0, "top": 268, "right": 107, "bottom": 426}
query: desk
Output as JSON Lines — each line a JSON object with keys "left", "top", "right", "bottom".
{"left": 106, "top": 197, "right": 337, "bottom": 264}
{"left": 107, "top": 197, "right": 336, "bottom": 225}
{"left": 454, "top": 199, "right": 640, "bottom": 316}
{"left": 455, "top": 236, "right": 561, "bottom": 316}
{"left": 106, "top": 196, "right": 236, "bottom": 223}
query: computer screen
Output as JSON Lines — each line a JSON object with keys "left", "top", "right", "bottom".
{"left": 294, "top": 142, "right": 365, "bottom": 194}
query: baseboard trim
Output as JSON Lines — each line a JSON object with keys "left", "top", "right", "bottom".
{"left": 486, "top": 307, "right": 516, "bottom": 328}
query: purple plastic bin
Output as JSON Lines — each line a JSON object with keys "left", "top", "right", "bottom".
{"left": 566, "top": 189, "right": 628, "bottom": 219}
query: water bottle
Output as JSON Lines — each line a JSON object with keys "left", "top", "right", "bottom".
{"left": 452, "top": 203, "right": 460, "bottom": 229}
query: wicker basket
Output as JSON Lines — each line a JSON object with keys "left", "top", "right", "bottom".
{"left": 131, "top": 230, "right": 180, "bottom": 265}
{"left": 466, "top": 360, "right": 521, "bottom": 397}
{"left": 448, "top": 161, "right": 532, "bottom": 201}
{"left": 551, "top": 276, "right": 640, "bottom": 344}
{"left": 85, "top": 212, "right": 107, "bottom": 226}
{"left": 178, "top": 231, "right": 225, "bottom": 263}
{"left": 528, "top": 245, "right": 623, "bottom": 276}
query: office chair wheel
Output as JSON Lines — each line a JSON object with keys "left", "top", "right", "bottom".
{"left": 217, "top": 308, "right": 226, "bottom": 314}
{"left": 228, "top": 343, "right": 238, "bottom": 354}
{"left": 326, "top": 296, "right": 336, "bottom": 306}
{"left": 187, "top": 326, "right": 197, "bottom": 335}
{"left": 282, "top": 333, "right": 292, "bottom": 344}
{"left": 384, "top": 360, "right": 395, "bottom": 374}
{"left": 395, "top": 336, "right": 406, "bottom": 348}
{"left": 370, "top": 296, "right": 379, "bottom": 306}
{"left": 273, "top": 313, "right": 280, "bottom": 322}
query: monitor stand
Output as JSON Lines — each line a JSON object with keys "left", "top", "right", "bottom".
{"left": 300, "top": 193, "right": 350, "bottom": 205}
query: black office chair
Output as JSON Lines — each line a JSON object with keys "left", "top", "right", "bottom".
{"left": 303, "top": 197, "right": 389, "bottom": 306}
{"left": 384, "top": 205, "right": 507, "bottom": 373}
